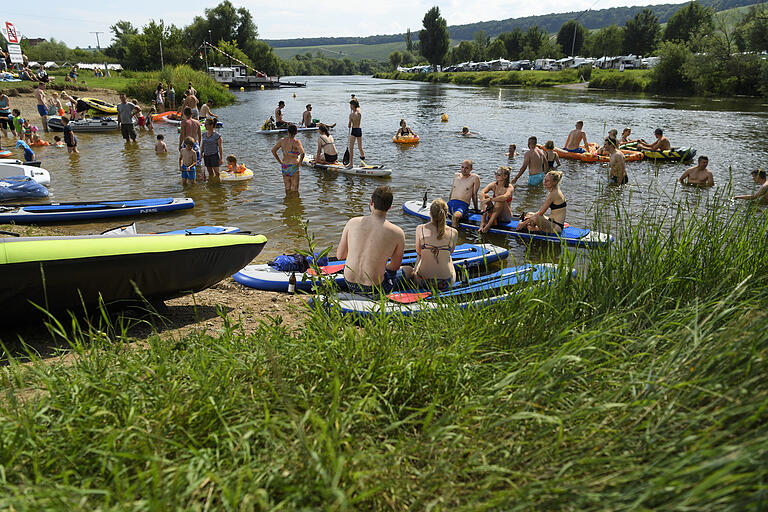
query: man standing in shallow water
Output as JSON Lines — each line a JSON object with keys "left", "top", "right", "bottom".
{"left": 448, "top": 159, "right": 480, "bottom": 227}
{"left": 337, "top": 186, "right": 405, "bottom": 294}
{"left": 347, "top": 98, "right": 364, "bottom": 168}
{"left": 511, "top": 136, "right": 546, "bottom": 186}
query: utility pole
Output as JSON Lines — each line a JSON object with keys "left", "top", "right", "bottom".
{"left": 90, "top": 31, "right": 103, "bottom": 51}
{"left": 206, "top": 30, "right": 212, "bottom": 71}
{"left": 159, "top": 39, "right": 164, "bottom": 68}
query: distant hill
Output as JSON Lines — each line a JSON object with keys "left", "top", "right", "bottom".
{"left": 264, "top": 0, "right": 760, "bottom": 47}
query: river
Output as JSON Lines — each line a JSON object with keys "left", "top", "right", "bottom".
{"left": 30, "top": 75, "right": 768, "bottom": 261}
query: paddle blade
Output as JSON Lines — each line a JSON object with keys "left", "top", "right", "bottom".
{"left": 307, "top": 263, "right": 345, "bottom": 276}
{"left": 387, "top": 291, "right": 431, "bottom": 303}
{"left": 343, "top": 148, "right": 350, "bottom": 165}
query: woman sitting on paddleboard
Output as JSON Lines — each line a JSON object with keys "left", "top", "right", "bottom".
{"left": 479, "top": 167, "right": 514, "bottom": 234}
{"left": 396, "top": 119, "right": 417, "bottom": 138}
{"left": 516, "top": 170, "right": 566, "bottom": 234}
{"left": 315, "top": 124, "right": 338, "bottom": 164}
{"left": 271, "top": 123, "right": 304, "bottom": 195}
{"left": 401, "top": 198, "right": 458, "bottom": 290}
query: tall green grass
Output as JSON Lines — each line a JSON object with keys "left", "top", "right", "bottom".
{"left": 123, "top": 65, "right": 235, "bottom": 107}
{"left": 374, "top": 70, "right": 583, "bottom": 88}
{"left": 1, "top": 197, "right": 767, "bottom": 508}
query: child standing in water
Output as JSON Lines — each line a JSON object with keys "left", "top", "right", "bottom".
{"left": 61, "top": 116, "right": 78, "bottom": 154}
{"left": 543, "top": 140, "right": 560, "bottom": 170}
{"left": 155, "top": 134, "right": 167, "bottom": 153}
{"left": 179, "top": 136, "right": 197, "bottom": 186}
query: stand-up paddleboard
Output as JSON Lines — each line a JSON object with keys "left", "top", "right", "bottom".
{"left": 259, "top": 126, "right": 321, "bottom": 134}
{"left": 403, "top": 200, "right": 612, "bottom": 247}
{"left": 0, "top": 162, "right": 50, "bottom": 186}
{"left": 319, "top": 264, "right": 563, "bottom": 317}
{"left": 0, "top": 231, "right": 267, "bottom": 323}
{"left": 0, "top": 150, "right": 12, "bottom": 158}
{"left": 100, "top": 223, "right": 241, "bottom": 236}
{"left": 303, "top": 157, "right": 392, "bottom": 177}
{"left": 0, "top": 197, "right": 194, "bottom": 224}
{"left": 220, "top": 168, "right": 254, "bottom": 182}
{"left": 233, "top": 243, "right": 509, "bottom": 292}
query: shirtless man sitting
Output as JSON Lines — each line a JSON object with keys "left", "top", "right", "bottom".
{"left": 301, "top": 104, "right": 315, "bottom": 128}
{"left": 448, "top": 159, "right": 480, "bottom": 227}
{"left": 564, "top": 120, "right": 588, "bottom": 153}
{"left": 199, "top": 100, "right": 216, "bottom": 120}
{"left": 337, "top": 186, "right": 405, "bottom": 294}
{"left": 511, "top": 136, "right": 546, "bottom": 186}
{"left": 679, "top": 156, "right": 714, "bottom": 187}
{"left": 275, "top": 101, "right": 287, "bottom": 128}
{"left": 637, "top": 128, "right": 671, "bottom": 152}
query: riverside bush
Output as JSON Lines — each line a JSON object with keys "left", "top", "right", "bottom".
{"left": 123, "top": 65, "right": 235, "bottom": 106}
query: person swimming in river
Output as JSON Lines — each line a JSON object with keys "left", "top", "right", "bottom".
{"left": 396, "top": 119, "right": 417, "bottom": 138}
{"left": 734, "top": 169, "right": 768, "bottom": 202}
{"left": 479, "top": 166, "right": 514, "bottom": 234}
{"left": 461, "top": 126, "right": 477, "bottom": 137}
{"left": 543, "top": 140, "right": 560, "bottom": 170}
{"left": 679, "top": 156, "right": 714, "bottom": 187}
{"left": 517, "top": 170, "right": 567, "bottom": 234}
{"left": 505, "top": 144, "right": 518, "bottom": 157}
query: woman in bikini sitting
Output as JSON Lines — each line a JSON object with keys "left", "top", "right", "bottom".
{"left": 395, "top": 118, "right": 417, "bottom": 138}
{"left": 315, "top": 124, "right": 338, "bottom": 164}
{"left": 479, "top": 166, "right": 514, "bottom": 234}
{"left": 401, "top": 198, "right": 458, "bottom": 290}
{"left": 271, "top": 123, "right": 304, "bottom": 195}
{"left": 516, "top": 170, "right": 566, "bottom": 234}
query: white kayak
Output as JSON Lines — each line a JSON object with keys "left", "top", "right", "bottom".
{"left": 303, "top": 157, "right": 392, "bottom": 177}
{"left": 0, "top": 162, "right": 51, "bottom": 186}
{"left": 48, "top": 116, "right": 121, "bottom": 132}
{"left": 220, "top": 168, "right": 254, "bottom": 182}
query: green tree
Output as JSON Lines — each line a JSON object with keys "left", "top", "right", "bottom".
{"left": 557, "top": 20, "right": 586, "bottom": 56}
{"left": 663, "top": 2, "right": 714, "bottom": 44}
{"left": 106, "top": 21, "right": 139, "bottom": 61}
{"left": 451, "top": 41, "right": 474, "bottom": 64}
{"left": 497, "top": 29, "right": 525, "bottom": 60}
{"left": 215, "top": 40, "right": 253, "bottom": 68}
{"left": 245, "top": 40, "right": 283, "bottom": 75}
{"left": 735, "top": 5, "right": 768, "bottom": 52}
{"left": 624, "top": 9, "right": 660, "bottom": 55}
{"left": 587, "top": 25, "right": 624, "bottom": 57}
{"left": 487, "top": 38, "right": 507, "bottom": 60}
{"left": 400, "top": 51, "right": 416, "bottom": 67}
{"left": 405, "top": 28, "right": 413, "bottom": 52}
{"left": 389, "top": 51, "right": 403, "bottom": 69}
{"left": 650, "top": 41, "right": 692, "bottom": 92}
{"left": 419, "top": 6, "right": 450, "bottom": 67}
{"left": 522, "top": 26, "right": 548, "bottom": 57}
{"left": 185, "top": 1, "right": 258, "bottom": 51}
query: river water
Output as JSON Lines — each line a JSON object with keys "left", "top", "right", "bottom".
{"left": 27, "top": 75, "right": 768, "bottom": 261}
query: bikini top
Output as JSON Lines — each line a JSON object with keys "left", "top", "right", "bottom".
{"left": 493, "top": 187, "right": 513, "bottom": 203}
{"left": 283, "top": 138, "right": 301, "bottom": 155}
{"left": 420, "top": 225, "right": 454, "bottom": 257}
{"left": 399, "top": 127, "right": 412, "bottom": 135}
{"left": 550, "top": 200, "right": 567, "bottom": 210}
{"left": 319, "top": 135, "right": 334, "bottom": 149}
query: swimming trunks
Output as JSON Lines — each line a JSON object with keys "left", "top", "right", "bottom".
{"left": 565, "top": 148, "right": 585, "bottom": 154}
{"left": 324, "top": 153, "right": 338, "bottom": 163}
{"left": 37, "top": 104, "right": 48, "bottom": 117}
{"left": 350, "top": 127, "right": 362, "bottom": 137}
{"left": 346, "top": 268, "right": 403, "bottom": 295}
{"left": 447, "top": 199, "right": 469, "bottom": 219}
{"left": 281, "top": 163, "right": 299, "bottom": 177}
{"left": 610, "top": 175, "right": 629, "bottom": 185}
{"left": 547, "top": 159, "right": 556, "bottom": 168}
{"left": 181, "top": 164, "right": 196, "bottom": 181}
{"left": 528, "top": 173, "right": 544, "bottom": 186}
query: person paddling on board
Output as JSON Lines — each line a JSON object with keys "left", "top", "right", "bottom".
{"left": 605, "top": 137, "right": 628, "bottom": 185}
{"left": 396, "top": 119, "right": 417, "bottom": 138}
{"left": 517, "top": 170, "right": 567, "bottom": 234}
{"left": 315, "top": 124, "right": 338, "bottom": 164}
{"left": 401, "top": 198, "right": 458, "bottom": 290}
{"left": 636, "top": 128, "right": 671, "bottom": 152}
{"left": 275, "top": 101, "right": 287, "bottom": 128}
{"left": 511, "top": 136, "right": 546, "bottom": 186}
{"left": 479, "top": 167, "right": 514, "bottom": 234}
{"left": 679, "top": 156, "right": 714, "bottom": 187}
{"left": 346, "top": 98, "right": 364, "bottom": 168}
{"left": 448, "top": 159, "right": 480, "bottom": 227}
{"left": 564, "top": 120, "right": 588, "bottom": 153}
{"left": 734, "top": 169, "right": 768, "bottom": 202}
{"left": 337, "top": 186, "right": 406, "bottom": 295}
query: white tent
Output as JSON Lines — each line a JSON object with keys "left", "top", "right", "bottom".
{"left": 43, "top": 61, "right": 59, "bottom": 69}
{"left": 107, "top": 63, "right": 123, "bottom": 71}
{"left": 28, "top": 61, "right": 39, "bottom": 68}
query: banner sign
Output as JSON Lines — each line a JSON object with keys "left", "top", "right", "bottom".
{"left": 7, "top": 43, "right": 23, "bottom": 64}
{"left": 2, "top": 22, "right": 20, "bottom": 44}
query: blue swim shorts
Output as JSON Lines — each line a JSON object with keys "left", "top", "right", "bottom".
{"left": 528, "top": 173, "right": 544, "bottom": 186}
{"left": 447, "top": 199, "right": 469, "bottom": 219}
{"left": 181, "top": 165, "right": 196, "bottom": 180}
{"left": 565, "top": 147, "right": 585, "bottom": 154}
{"left": 37, "top": 104, "right": 48, "bottom": 117}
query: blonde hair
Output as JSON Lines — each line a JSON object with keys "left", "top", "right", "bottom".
{"left": 546, "top": 170, "right": 563, "bottom": 184}
{"left": 498, "top": 166, "right": 512, "bottom": 187}
{"left": 430, "top": 198, "right": 449, "bottom": 240}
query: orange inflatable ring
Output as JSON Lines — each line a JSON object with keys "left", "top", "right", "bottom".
{"left": 393, "top": 134, "right": 419, "bottom": 144}
{"left": 30, "top": 140, "right": 50, "bottom": 147}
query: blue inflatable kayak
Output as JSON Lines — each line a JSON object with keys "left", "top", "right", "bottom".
{"left": 0, "top": 197, "right": 194, "bottom": 224}
{"left": 321, "top": 263, "right": 564, "bottom": 317}
{"left": 233, "top": 243, "right": 509, "bottom": 292}
{"left": 0, "top": 176, "right": 49, "bottom": 201}
{"left": 403, "top": 201, "right": 612, "bottom": 248}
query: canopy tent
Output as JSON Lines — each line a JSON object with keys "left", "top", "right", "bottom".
{"left": 43, "top": 61, "right": 59, "bottom": 69}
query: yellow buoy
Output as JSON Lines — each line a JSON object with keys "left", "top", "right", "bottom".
{"left": 260, "top": 85, "right": 264, "bottom": 90}
{"left": 441, "top": 113, "right": 448, "bottom": 122}
{"left": 224, "top": 84, "right": 229, "bottom": 88}
{"left": 240, "top": 87, "right": 245, "bottom": 91}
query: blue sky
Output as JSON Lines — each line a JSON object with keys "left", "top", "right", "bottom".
{"left": 6, "top": 0, "right": 681, "bottom": 48}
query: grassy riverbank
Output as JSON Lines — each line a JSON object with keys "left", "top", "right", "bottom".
{"left": 1, "top": 198, "right": 767, "bottom": 508}
{"left": 374, "top": 69, "right": 655, "bottom": 92}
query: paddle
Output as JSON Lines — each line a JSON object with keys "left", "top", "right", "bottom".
{"left": 306, "top": 263, "right": 345, "bottom": 276}
{"left": 343, "top": 128, "right": 350, "bottom": 165}
{"left": 387, "top": 291, "right": 431, "bottom": 303}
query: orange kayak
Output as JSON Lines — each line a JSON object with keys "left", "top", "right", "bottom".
{"left": 552, "top": 143, "right": 643, "bottom": 163}
{"left": 152, "top": 111, "right": 177, "bottom": 122}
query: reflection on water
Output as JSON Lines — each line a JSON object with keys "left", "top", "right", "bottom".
{"left": 13, "top": 76, "right": 767, "bottom": 262}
